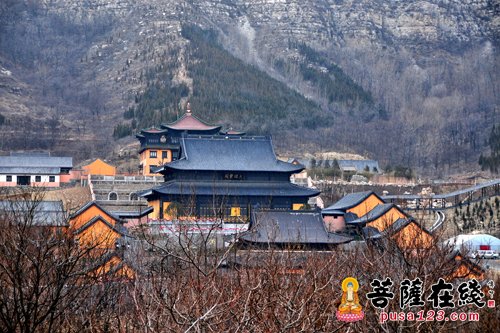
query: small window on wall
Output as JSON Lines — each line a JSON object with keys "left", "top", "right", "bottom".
{"left": 150, "top": 151, "right": 157, "bottom": 158}
{"left": 35, "top": 176, "right": 41, "bottom": 182}
{"left": 6, "top": 175, "right": 12, "bottom": 182}
{"left": 230, "top": 207, "right": 241, "bottom": 217}
{"left": 162, "top": 151, "right": 169, "bottom": 159}
{"left": 49, "top": 176, "right": 55, "bottom": 182}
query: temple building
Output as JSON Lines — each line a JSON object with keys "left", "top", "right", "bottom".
{"left": 239, "top": 210, "right": 353, "bottom": 249}
{"left": 136, "top": 103, "right": 243, "bottom": 176}
{"left": 140, "top": 135, "right": 320, "bottom": 222}
{"left": 322, "top": 191, "right": 434, "bottom": 248}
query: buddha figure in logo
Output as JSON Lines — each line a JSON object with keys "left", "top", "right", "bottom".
{"left": 338, "top": 277, "right": 363, "bottom": 315}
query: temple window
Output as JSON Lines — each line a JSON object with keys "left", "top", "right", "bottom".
{"left": 231, "top": 207, "right": 241, "bottom": 217}
{"left": 109, "top": 192, "right": 118, "bottom": 200}
{"left": 150, "top": 151, "right": 157, "bottom": 158}
{"left": 35, "top": 176, "right": 41, "bottom": 182}
{"left": 49, "top": 176, "right": 55, "bottom": 182}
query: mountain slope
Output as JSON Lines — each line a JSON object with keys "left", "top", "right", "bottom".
{"left": 0, "top": 0, "right": 498, "bottom": 174}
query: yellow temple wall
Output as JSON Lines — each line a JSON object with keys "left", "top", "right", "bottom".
{"left": 347, "top": 194, "right": 384, "bottom": 218}
{"left": 393, "top": 222, "right": 434, "bottom": 249}
{"left": 367, "top": 207, "right": 407, "bottom": 231}
{"left": 70, "top": 205, "right": 117, "bottom": 230}
{"left": 140, "top": 149, "right": 172, "bottom": 176}
{"left": 82, "top": 159, "right": 116, "bottom": 176}
{"left": 76, "top": 220, "right": 121, "bottom": 249}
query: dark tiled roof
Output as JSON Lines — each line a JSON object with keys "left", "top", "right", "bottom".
{"left": 112, "top": 206, "right": 154, "bottom": 218}
{"left": 0, "top": 154, "right": 72, "bottom": 169}
{"left": 155, "top": 136, "right": 304, "bottom": 173}
{"left": 323, "top": 191, "right": 377, "bottom": 212}
{"left": 361, "top": 218, "right": 411, "bottom": 239}
{"left": 347, "top": 203, "right": 404, "bottom": 225}
{"left": 344, "top": 212, "right": 359, "bottom": 223}
{"left": 75, "top": 215, "right": 124, "bottom": 235}
{"left": 0, "top": 167, "right": 62, "bottom": 174}
{"left": 141, "top": 180, "right": 320, "bottom": 198}
{"left": 321, "top": 209, "right": 345, "bottom": 216}
{"left": 380, "top": 218, "right": 414, "bottom": 237}
{"left": 362, "top": 226, "right": 382, "bottom": 239}
{"left": 240, "top": 210, "right": 353, "bottom": 245}
{"left": 0, "top": 200, "right": 66, "bottom": 226}
{"left": 70, "top": 201, "right": 121, "bottom": 221}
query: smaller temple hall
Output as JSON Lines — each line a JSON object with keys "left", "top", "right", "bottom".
{"left": 136, "top": 103, "right": 243, "bottom": 176}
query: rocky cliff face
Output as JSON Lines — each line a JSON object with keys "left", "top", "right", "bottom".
{"left": 0, "top": 0, "right": 498, "bottom": 173}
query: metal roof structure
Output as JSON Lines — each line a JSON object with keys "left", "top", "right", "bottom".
{"left": 383, "top": 179, "right": 500, "bottom": 200}
{"left": 239, "top": 210, "right": 353, "bottom": 246}
{"left": 141, "top": 180, "right": 320, "bottom": 198}
{"left": 0, "top": 200, "right": 67, "bottom": 226}
{"left": 445, "top": 234, "right": 500, "bottom": 251}
{"left": 154, "top": 136, "right": 304, "bottom": 173}
{"left": 433, "top": 179, "right": 500, "bottom": 199}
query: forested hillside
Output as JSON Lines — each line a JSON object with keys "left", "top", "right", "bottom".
{"left": 0, "top": 0, "right": 498, "bottom": 174}
{"left": 121, "top": 25, "right": 373, "bottom": 137}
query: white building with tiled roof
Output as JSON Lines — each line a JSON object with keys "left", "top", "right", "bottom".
{"left": 0, "top": 152, "right": 73, "bottom": 187}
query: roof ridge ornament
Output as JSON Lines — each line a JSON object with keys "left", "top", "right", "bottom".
{"left": 186, "top": 102, "right": 191, "bottom": 115}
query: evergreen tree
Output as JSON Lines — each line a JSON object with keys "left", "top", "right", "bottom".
{"left": 310, "top": 158, "right": 317, "bottom": 169}
{"left": 479, "top": 124, "right": 500, "bottom": 173}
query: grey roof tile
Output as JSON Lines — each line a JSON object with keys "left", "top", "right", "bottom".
{"left": 240, "top": 210, "right": 353, "bottom": 245}
{"left": 142, "top": 180, "right": 320, "bottom": 198}
{"left": 323, "top": 191, "right": 376, "bottom": 212}
{"left": 0, "top": 200, "right": 66, "bottom": 226}
{"left": 70, "top": 201, "right": 122, "bottom": 221}
{"left": 0, "top": 167, "right": 62, "bottom": 174}
{"left": 0, "top": 154, "right": 72, "bottom": 169}
{"left": 155, "top": 136, "right": 303, "bottom": 173}
{"left": 347, "top": 203, "right": 403, "bottom": 225}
